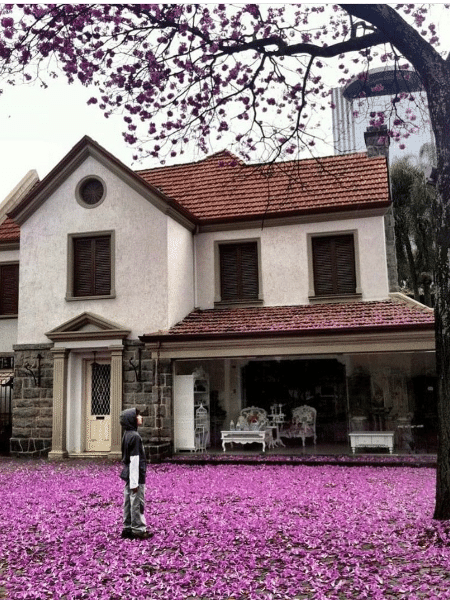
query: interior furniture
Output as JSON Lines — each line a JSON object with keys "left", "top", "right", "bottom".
{"left": 194, "top": 403, "right": 210, "bottom": 452}
{"left": 222, "top": 406, "right": 274, "bottom": 452}
{"left": 221, "top": 430, "right": 267, "bottom": 452}
{"left": 268, "top": 403, "right": 286, "bottom": 447}
{"left": 173, "top": 369, "right": 210, "bottom": 452}
{"left": 349, "top": 431, "right": 395, "bottom": 454}
{"left": 238, "top": 406, "right": 269, "bottom": 428}
{"left": 281, "top": 405, "right": 317, "bottom": 447}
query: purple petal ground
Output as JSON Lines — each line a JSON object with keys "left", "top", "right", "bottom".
{"left": 0, "top": 459, "right": 449, "bottom": 599}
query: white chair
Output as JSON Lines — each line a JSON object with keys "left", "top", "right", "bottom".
{"left": 238, "top": 406, "right": 275, "bottom": 449}
{"left": 292, "top": 405, "right": 317, "bottom": 447}
{"left": 238, "top": 406, "right": 269, "bottom": 429}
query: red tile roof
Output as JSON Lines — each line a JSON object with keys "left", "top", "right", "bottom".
{"left": 0, "top": 217, "right": 20, "bottom": 243}
{"left": 142, "top": 299, "right": 434, "bottom": 341}
{"left": 3, "top": 145, "right": 390, "bottom": 237}
{"left": 137, "top": 150, "right": 390, "bottom": 224}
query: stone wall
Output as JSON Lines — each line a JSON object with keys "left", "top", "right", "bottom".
{"left": 122, "top": 341, "right": 172, "bottom": 462}
{"left": 10, "top": 343, "right": 54, "bottom": 457}
{"left": 9, "top": 341, "right": 174, "bottom": 461}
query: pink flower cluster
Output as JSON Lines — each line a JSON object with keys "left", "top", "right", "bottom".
{"left": 0, "top": 4, "right": 439, "bottom": 164}
{"left": 0, "top": 460, "right": 449, "bottom": 599}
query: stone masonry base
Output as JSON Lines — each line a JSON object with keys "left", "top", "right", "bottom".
{"left": 10, "top": 437, "right": 51, "bottom": 457}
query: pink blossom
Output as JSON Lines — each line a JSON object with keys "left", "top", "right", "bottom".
{"left": 0, "top": 460, "right": 448, "bottom": 600}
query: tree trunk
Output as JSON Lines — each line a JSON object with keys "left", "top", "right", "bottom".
{"left": 344, "top": 4, "right": 450, "bottom": 519}
{"left": 422, "top": 280, "right": 432, "bottom": 308}
{"left": 403, "top": 234, "right": 420, "bottom": 301}
{"left": 426, "top": 67, "right": 450, "bottom": 520}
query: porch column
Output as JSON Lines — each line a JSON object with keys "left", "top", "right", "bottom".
{"left": 109, "top": 345, "right": 123, "bottom": 460}
{"left": 48, "top": 348, "right": 69, "bottom": 460}
{"left": 224, "top": 359, "right": 234, "bottom": 424}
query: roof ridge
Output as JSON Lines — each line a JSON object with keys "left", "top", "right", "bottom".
{"left": 136, "top": 150, "right": 379, "bottom": 177}
{"left": 251, "top": 151, "right": 372, "bottom": 170}
{"left": 135, "top": 149, "right": 244, "bottom": 175}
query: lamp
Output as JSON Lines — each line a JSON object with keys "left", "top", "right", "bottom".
{"left": 23, "top": 353, "right": 42, "bottom": 387}
{"left": 129, "top": 347, "right": 142, "bottom": 382}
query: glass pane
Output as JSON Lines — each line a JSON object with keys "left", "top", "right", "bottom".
{"left": 91, "top": 363, "right": 111, "bottom": 415}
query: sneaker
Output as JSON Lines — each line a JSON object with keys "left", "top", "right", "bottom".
{"left": 121, "top": 529, "right": 133, "bottom": 539}
{"left": 132, "top": 530, "right": 153, "bottom": 540}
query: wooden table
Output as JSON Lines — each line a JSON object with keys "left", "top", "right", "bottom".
{"left": 221, "top": 430, "right": 266, "bottom": 452}
{"left": 349, "top": 431, "right": 395, "bottom": 454}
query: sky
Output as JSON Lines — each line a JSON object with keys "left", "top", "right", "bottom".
{"left": 0, "top": 80, "right": 135, "bottom": 202}
{"left": 1, "top": 4, "right": 450, "bottom": 203}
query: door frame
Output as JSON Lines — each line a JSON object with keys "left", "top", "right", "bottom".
{"left": 83, "top": 354, "right": 112, "bottom": 453}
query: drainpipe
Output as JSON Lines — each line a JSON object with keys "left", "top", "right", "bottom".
{"left": 193, "top": 225, "right": 199, "bottom": 308}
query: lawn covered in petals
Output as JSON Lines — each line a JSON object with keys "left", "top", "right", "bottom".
{"left": 1, "top": 460, "right": 449, "bottom": 600}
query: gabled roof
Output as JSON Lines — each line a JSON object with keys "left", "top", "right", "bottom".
{"left": 0, "top": 170, "right": 40, "bottom": 244}
{"left": 141, "top": 296, "right": 434, "bottom": 342}
{"left": 7, "top": 136, "right": 197, "bottom": 229}
{"left": 3, "top": 139, "right": 390, "bottom": 235}
{"left": 0, "top": 217, "right": 20, "bottom": 244}
{"left": 137, "top": 150, "right": 390, "bottom": 224}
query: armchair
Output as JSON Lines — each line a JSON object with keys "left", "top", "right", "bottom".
{"left": 235, "top": 406, "right": 274, "bottom": 449}
{"left": 292, "top": 405, "right": 317, "bottom": 447}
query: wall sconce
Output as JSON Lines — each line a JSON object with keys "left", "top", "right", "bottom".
{"left": 23, "top": 353, "right": 42, "bottom": 387}
{"left": 129, "top": 347, "right": 142, "bottom": 382}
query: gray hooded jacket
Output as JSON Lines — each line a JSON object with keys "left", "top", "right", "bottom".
{"left": 120, "top": 408, "right": 147, "bottom": 487}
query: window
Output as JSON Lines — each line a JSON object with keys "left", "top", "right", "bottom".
{"left": 74, "top": 236, "right": 111, "bottom": 297}
{"left": 75, "top": 176, "right": 106, "bottom": 209}
{"left": 219, "top": 241, "right": 259, "bottom": 303}
{"left": 68, "top": 233, "right": 115, "bottom": 300}
{"left": 312, "top": 234, "right": 356, "bottom": 296}
{"left": 0, "top": 263, "right": 19, "bottom": 316}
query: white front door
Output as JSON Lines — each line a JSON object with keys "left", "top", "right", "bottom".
{"left": 86, "top": 360, "right": 111, "bottom": 452}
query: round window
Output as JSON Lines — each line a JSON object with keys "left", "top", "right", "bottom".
{"left": 76, "top": 177, "right": 106, "bottom": 208}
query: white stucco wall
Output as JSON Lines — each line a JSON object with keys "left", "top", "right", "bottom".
{"left": 0, "top": 248, "right": 19, "bottom": 352}
{"left": 167, "top": 218, "right": 194, "bottom": 328}
{"left": 195, "top": 214, "right": 390, "bottom": 309}
{"left": 17, "top": 156, "right": 178, "bottom": 344}
{"left": 0, "top": 319, "right": 18, "bottom": 353}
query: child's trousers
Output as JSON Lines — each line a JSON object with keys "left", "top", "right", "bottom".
{"left": 123, "top": 483, "right": 147, "bottom": 533}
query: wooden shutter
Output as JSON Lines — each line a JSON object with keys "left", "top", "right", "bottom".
{"left": 334, "top": 235, "right": 356, "bottom": 294}
{"left": 220, "top": 242, "right": 258, "bottom": 301}
{"left": 93, "top": 237, "right": 111, "bottom": 296}
{"left": 0, "top": 264, "right": 19, "bottom": 315}
{"left": 240, "top": 243, "right": 259, "bottom": 299}
{"left": 73, "top": 236, "right": 111, "bottom": 297}
{"left": 74, "top": 238, "right": 94, "bottom": 297}
{"left": 312, "top": 235, "right": 356, "bottom": 296}
{"left": 312, "top": 238, "right": 334, "bottom": 296}
{"left": 220, "top": 245, "right": 239, "bottom": 301}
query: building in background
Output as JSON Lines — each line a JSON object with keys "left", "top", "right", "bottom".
{"left": 332, "top": 67, "right": 434, "bottom": 162}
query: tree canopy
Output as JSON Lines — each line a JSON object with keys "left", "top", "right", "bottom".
{"left": 0, "top": 4, "right": 442, "bottom": 162}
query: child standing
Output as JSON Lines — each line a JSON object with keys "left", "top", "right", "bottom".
{"left": 119, "top": 407, "right": 152, "bottom": 540}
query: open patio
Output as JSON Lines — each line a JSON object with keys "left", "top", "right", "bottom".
{"left": 168, "top": 441, "right": 437, "bottom": 469}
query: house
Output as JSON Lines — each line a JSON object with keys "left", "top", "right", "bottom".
{"left": 0, "top": 132, "right": 436, "bottom": 460}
